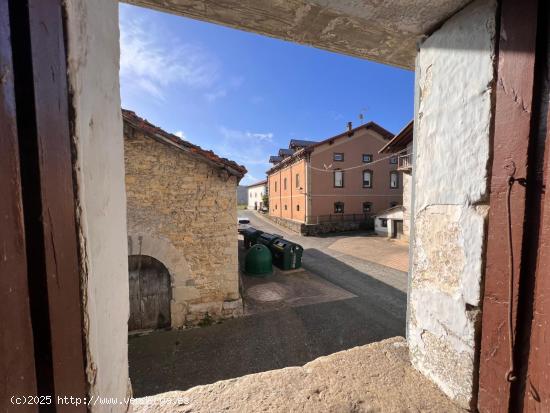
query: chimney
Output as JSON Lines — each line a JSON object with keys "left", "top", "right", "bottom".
{"left": 347, "top": 121, "right": 352, "bottom": 132}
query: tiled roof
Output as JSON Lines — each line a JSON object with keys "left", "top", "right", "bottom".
{"left": 379, "top": 120, "right": 413, "bottom": 154}
{"left": 278, "top": 148, "right": 295, "bottom": 157}
{"left": 122, "top": 109, "right": 247, "bottom": 177}
{"left": 289, "top": 139, "right": 318, "bottom": 149}
{"left": 269, "top": 155, "right": 283, "bottom": 164}
{"left": 247, "top": 179, "right": 267, "bottom": 188}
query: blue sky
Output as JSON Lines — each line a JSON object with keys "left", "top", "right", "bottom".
{"left": 119, "top": 4, "right": 414, "bottom": 185}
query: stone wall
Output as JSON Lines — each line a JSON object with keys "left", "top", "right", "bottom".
{"left": 124, "top": 129, "right": 242, "bottom": 327}
{"left": 408, "top": 0, "right": 496, "bottom": 409}
{"left": 265, "top": 214, "right": 371, "bottom": 236}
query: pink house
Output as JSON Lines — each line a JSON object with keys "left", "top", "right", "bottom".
{"left": 267, "top": 122, "right": 403, "bottom": 226}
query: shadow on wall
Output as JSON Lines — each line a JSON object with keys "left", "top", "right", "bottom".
{"left": 128, "top": 248, "right": 406, "bottom": 396}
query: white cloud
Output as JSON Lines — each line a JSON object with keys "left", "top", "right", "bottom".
{"left": 174, "top": 131, "right": 186, "bottom": 139}
{"left": 246, "top": 132, "right": 274, "bottom": 142}
{"left": 204, "top": 89, "right": 227, "bottom": 102}
{"left": 119, "top": 13, "right": 219, "bottom": 101}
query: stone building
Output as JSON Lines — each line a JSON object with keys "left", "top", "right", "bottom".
{"left": 122, "top": 109, "right": 246, "bottom": 329}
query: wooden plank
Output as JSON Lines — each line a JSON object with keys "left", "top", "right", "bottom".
{"left": 518, "top": 4, "right": 550, "bottom": 410}
{"left": 477, "top": 0, "right": 539, "bottom": 411}
{"left": 26, "top": 0, "right": 87, "bottom": 409}
{"left": 0, "top": 0, "right": 37, "bottom": 410}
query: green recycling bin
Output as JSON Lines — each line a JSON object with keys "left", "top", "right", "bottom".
{"left": 257, "top": 232, "right": 283, "bottom": 249}
{"left": 271, "top": 239, "right": 304, "bottom": 270}
{"left": 244, "top": 244, "right": 272, "bottom": 277}
{"left": 242, "top": 227, "right": 263, "bottom": 249}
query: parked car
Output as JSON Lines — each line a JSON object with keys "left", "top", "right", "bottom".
{"left": 238, "top": 218, "right": 250, "bottom": 234}
{"left": 260, "top": 206, "right": 268, "bottom": 213}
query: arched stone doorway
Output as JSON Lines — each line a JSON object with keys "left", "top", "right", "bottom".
{"left": 128, "top": 255, "right": 172, "bottom": 331}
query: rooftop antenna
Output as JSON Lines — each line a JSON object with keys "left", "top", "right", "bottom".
{"left": 359, "top": 107, "right": 368, "bottom": 124}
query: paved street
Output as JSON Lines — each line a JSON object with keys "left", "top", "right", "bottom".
{"left": 129, "top": 211, "right": 408, "bottom": 396}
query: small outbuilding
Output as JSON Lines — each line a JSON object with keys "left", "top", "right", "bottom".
{"left": 374, "top": 206, "right": 404, "bottom": 239}
{"left": 122, "top": 109, "right": 247, "bottom": 330}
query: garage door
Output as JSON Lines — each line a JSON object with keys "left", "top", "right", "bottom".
{"left": 128, "top": 255, "right": 171, "bottom": 331}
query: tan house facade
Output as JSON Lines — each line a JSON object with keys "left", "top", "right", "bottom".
{"left": 267, "top": 123, "right": 403, "bottom": 228}
{"left": 122, "top": 109, "right": 246, "bottom": 329}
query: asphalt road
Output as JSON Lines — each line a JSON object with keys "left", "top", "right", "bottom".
{"left": 129, "top": 211, "right": 407, "bottom": 396}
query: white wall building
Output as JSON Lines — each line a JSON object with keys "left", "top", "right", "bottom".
{"left": 374, "top": 206, "right": 404, "bottom": 238}
{"left": 247, "top": 180, "right": 267, "bottom": 210}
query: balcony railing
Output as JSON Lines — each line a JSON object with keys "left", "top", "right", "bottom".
{"left": 398, "top": 153, "right": 413, "bottom": 171}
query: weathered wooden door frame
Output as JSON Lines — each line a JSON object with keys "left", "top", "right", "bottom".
{"left": 0, "top": 0, "right": 37, "bottom": 410}
{"left": 479, "top": 0, "right": 549, "bottom": 411}
{"left": 3, "top": 0, "right": 87, "bottom": 410}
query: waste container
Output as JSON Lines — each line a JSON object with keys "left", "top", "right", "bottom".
{"left": 257, "top": 232, "right": 283, "bottom": 249}
{"left": 242, "top": 227, "right": 263, "bottom": 249}
{"left": 244, "top": 244, "right": 272, "bottom": 277}
{"left": 271, "top": 239, "right": 304, "bottom": 270}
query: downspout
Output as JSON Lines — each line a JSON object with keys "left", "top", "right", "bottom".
{"left": 290, "top": 163, "right": 294, "bottom": 220}
{"left": 306, "top": 152, "right": 312, "bottom": 224}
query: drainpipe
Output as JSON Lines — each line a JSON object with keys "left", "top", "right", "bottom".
{"left": 306, "top": 152, "right": 312, "bottom": 224}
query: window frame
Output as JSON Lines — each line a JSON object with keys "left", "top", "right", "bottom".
{"left": 362, "top": 169, "right": 373, "bottom": 188}
{"left": 362, "top": 154, "right": 373, "bottom": 163}
{"left": 363, "top": 201, "right": 373, "bottom": 213}
{"left": 390, "top": 171, "right": 399, "bottom": 189}
{"left": 389, "top": 156, "right": 398, "bottom": 164}
{"left": 334, "top": 202, "right": 344, "bottom": 214}
{"left": 283, "top": 177, "right": 287, "bottom": 190}
{"left": 333, "top": 169, "right": 344, "bottom": 188}
{"left": 333, "top": 152, "right": 344, "bottom": 162}
{"left": 295, "top": 173, "right": 300, "bottom": 188}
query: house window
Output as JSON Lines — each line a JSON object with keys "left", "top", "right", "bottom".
{"left": 285, "top": 205, "right": 287, "bottom": 210}
{"left": 296, "top": 173, "right": 300, "bottom": 188}
{"left": 390, "top": 156, "right": 398, "bottom": 164}
{"left": 334, "top": 169, "right": 344, "bottom": 187}
{"left": 363, "top": 202, "right": 372, "bottom": 213}
{"left": 284, "top": 177, "right": 287, "bottom": 190}
{"left": 296, "top": 205, "right": 300, "bottom": 211}
{"left": 249, "top": 193, "right": 252, "bottom": 198}
{"left": 333, "top": 152, "right": 344, "bottom": 161}
{"left": 390, "top": 171, "right": 399, "bottom": 188}
{"left": 363, "top": 170, "right": 373, "bottom": 188}
{"left": 274, "top": 182, "right": 277, "bottom": 192}
{"left": 381, "top": 218, "right": 388, "bottom": 228}
{"left": 334, "top": 202, "right": 344, "bottom": 213}
{"left": 390, "top": 201, "right": 398, "bottom": 208}
{"left": 362, "top": 154, "right": 373, "bottom": 163}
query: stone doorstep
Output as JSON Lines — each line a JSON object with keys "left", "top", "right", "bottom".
{"left": 131, "top": 337, "right": 465, "bottom": 413}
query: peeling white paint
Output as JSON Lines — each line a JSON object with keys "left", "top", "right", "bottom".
{"left": 64, "top": 0, "right": 130, "bottom": 410}
{"left": 408, "top": 0, "right": 497, "bottom": 409}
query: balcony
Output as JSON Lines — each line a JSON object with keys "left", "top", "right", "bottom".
{"left": 397, "top": 153, "right": 413, "bottom": 171}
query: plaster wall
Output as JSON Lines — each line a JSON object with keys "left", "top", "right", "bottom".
{"left": 374, "top": 208, "right": 403, "bottom": 237}
{"left": 268, "top": 158, "right": 307, "bottom": 222}
{"left": 247, "top": 184, "right": 266, "bottom": 210}
{"left": 309, "top": 128, "right": 402, "bottom": 217}
{"left": 64, "top": 0, "right": 130, "bottom": 409}
{"left": 408, "top": 0, "right": 496, "bottom": 409}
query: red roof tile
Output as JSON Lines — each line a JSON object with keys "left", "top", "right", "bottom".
{"left": 122, "top": 109, "right": 247, "bottom": 177}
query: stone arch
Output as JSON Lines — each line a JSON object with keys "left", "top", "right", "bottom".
{"left": 127, "top": 232, "right": 196, "bottom": 328}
